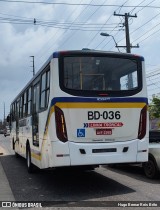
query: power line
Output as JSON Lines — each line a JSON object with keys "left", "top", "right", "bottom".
{"left": 146, "top": 70, "right": 160, "bottom": 78}
{"left": 0, "top": 14, "right": 118, "bottom": 26}
{"left": 35, "top": 0, "right": 97, "bottom": 70}
{"left": 132, "top": 21, "right": 160, "bottom": 44}
{"left": 85, "top": 0, "right": 130, "bottom": 48}
{"left": 0, "top": 0, "right": 160, "bottom": 9}
{"left": 147, "top": 77, "right": 160, "bottom": 85}
{"left": 129, "top": 0, "right": 156, "bottom": 15}
{"left": 111, "top": 0, "right": 158, "bottom": 51}
{"left": 56, "top": 0, "right": 107, "bottom": 50}
{"left": 34, "top": 0, "right": 88, "bottom": 67}
{"left": 131, "top": 11, "right": 160, "bottom": 36}
{"left": 137, "top": 27, "right": 160, "bottom": 44}
{"left": 94, "top": 0, "right": 130, "bottom": 50}
{"left": 129, "top": 0, "right": 147, "bottom": 14}
{"left": 0, "top": 15, "right": 119, "bottom": 29}
{"left": 0, "top": 22, "right": 118, "bottom": 31}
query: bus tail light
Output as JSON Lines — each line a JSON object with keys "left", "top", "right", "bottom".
{"left": 55, "top": 106, "right": 68, "bottom": 143}
{"left": 138, "top": 105, "right": 147, "bottom": 140}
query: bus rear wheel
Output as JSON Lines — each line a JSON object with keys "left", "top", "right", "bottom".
{"left": 143, "top": 158, "right": 158, "bottom": 179}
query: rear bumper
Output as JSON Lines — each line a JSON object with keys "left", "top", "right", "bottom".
{"left": 49, "top": 139, "right": 148, "bottom": 168}
{"left": 68, "top": 139, "right": 148, "bottom": 166}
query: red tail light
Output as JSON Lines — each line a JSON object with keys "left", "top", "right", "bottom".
{"left": 138, "top": 105, "right": 147, "bottom": 140}
{"left": 55, "top": 106, "right": 68, "bottom": 142}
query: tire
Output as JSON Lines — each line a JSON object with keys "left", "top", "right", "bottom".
{"left": 15, "top": 152, "right": 19, "bottom": 158}
{"left": 26, "top": 145, "right": 34, "bottom": 173}
{"left": 13, "top": 139, "right": 19, "bottom": 158}
{"left": 12, "top": 139, "right": 15, "bottom": 150}
{"left": 143, "top": 158, "right": 159, "bottom": 179}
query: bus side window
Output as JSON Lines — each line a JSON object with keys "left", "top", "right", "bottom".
{"left": 23, "top": 92, "right": 27, "bottom": 117}
{"left": 11, "top": 103, "right": 16, "bottom": 121}
{"left": 120, "top": 71, "right": 138, "bottom": 90}
{"left": 27, "top": 87, "right": 32, "bottom": 115}
{"left": 20, "top": 96, "right": 23, "bottom": 119}
{"left": 46, "top": 70, "right": 50, "bottom": 105}
{"left": 40, "top": 73, "right": 46, "bottom": 109}
{"left": 33, "top": 83, "right": 40, "bottom": 113}
{"left": 17, "top": 99, "right": 20, "bottom": 119}
{"left": 33, "top": 82, "right": 40, "bottom": 147}
{"left": 40, "top": 69, "right": 50, "bottom": 109}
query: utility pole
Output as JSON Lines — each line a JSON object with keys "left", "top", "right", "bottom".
{"left": 30, "top": 56, "right": 35, "bottom": 76}
{"left": 114, "top": 12, "right": 139, "bottom": 53}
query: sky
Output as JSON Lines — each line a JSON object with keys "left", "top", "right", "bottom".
{"left": 0, "top": 0, "right": 160, "bottom": 120}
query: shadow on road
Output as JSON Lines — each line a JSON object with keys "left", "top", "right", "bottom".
{"left": 0, "top": 155, "right": 135, "bottom": 202}
{"left": 104, "top": 164, "right": 160, "bottom": 184}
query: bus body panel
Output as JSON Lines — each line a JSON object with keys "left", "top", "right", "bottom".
{"left": 58, "top": 101, "right": 145, "bottom": 143}
{"left": 51, "top": 141, "right": 70, "bottom": 167}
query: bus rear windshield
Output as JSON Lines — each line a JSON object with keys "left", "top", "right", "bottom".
{"left": 61, "top": 55, "right": 142, "bottom": 97}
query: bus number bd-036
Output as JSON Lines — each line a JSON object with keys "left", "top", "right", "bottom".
{"left": 88, "top": 111, "right": 121, "bottom": 120}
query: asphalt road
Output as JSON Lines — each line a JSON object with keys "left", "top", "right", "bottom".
{"left": 0, "top": 134, "right": 160, "bottom": 209}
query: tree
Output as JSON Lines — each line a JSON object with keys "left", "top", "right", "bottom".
{"left": 149, "top": 96, "right": 160, "bottom": 120}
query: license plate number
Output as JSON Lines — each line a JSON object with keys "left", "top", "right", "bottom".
{"left": 96, "top": 129, "right": 112, "bottom": 135}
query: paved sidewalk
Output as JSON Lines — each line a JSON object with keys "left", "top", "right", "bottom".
{"left": 0, "top": 140, "right": 15, "bottom": 201}
{"left": 0, "top": 158, "right": 15, "bottom": 201}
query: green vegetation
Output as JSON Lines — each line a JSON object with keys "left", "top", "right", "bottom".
{"left": 149, "top": 97, "right": 160, "bottom": 120}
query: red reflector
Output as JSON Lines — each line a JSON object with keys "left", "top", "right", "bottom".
{"left": 99, "top": 93, "right": 108, "bottom": 96}
{"left": 138, "top": 105, "right": 147, "bottom": 140}
{"left": 55, "top": 106, "right": 68, "bottom": 143}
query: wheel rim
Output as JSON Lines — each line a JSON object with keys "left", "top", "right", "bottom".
{"left": 144, "top": 160, "right": 155, "bottom": 178}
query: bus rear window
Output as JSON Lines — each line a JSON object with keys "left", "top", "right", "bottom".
{"left": 61, "top": 55, "right": 142, "bottom": 96}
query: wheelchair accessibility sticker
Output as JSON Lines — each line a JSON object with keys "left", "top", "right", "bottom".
{"left": 77, "top": 129, "right": 85, "bottom": 137}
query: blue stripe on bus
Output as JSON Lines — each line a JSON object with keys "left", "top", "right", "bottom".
{"left": 52, "top": 51, "right": 144, "bottom": 61}
{"left": 53, "top": 51, "right": 59, "bottom": 58}
{"left": 50, "top": 97, "right": 148, "bottom": 107}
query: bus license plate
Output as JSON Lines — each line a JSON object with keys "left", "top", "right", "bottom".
{"left": 96, "top": 129, "right": 112, "bottom": 135}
